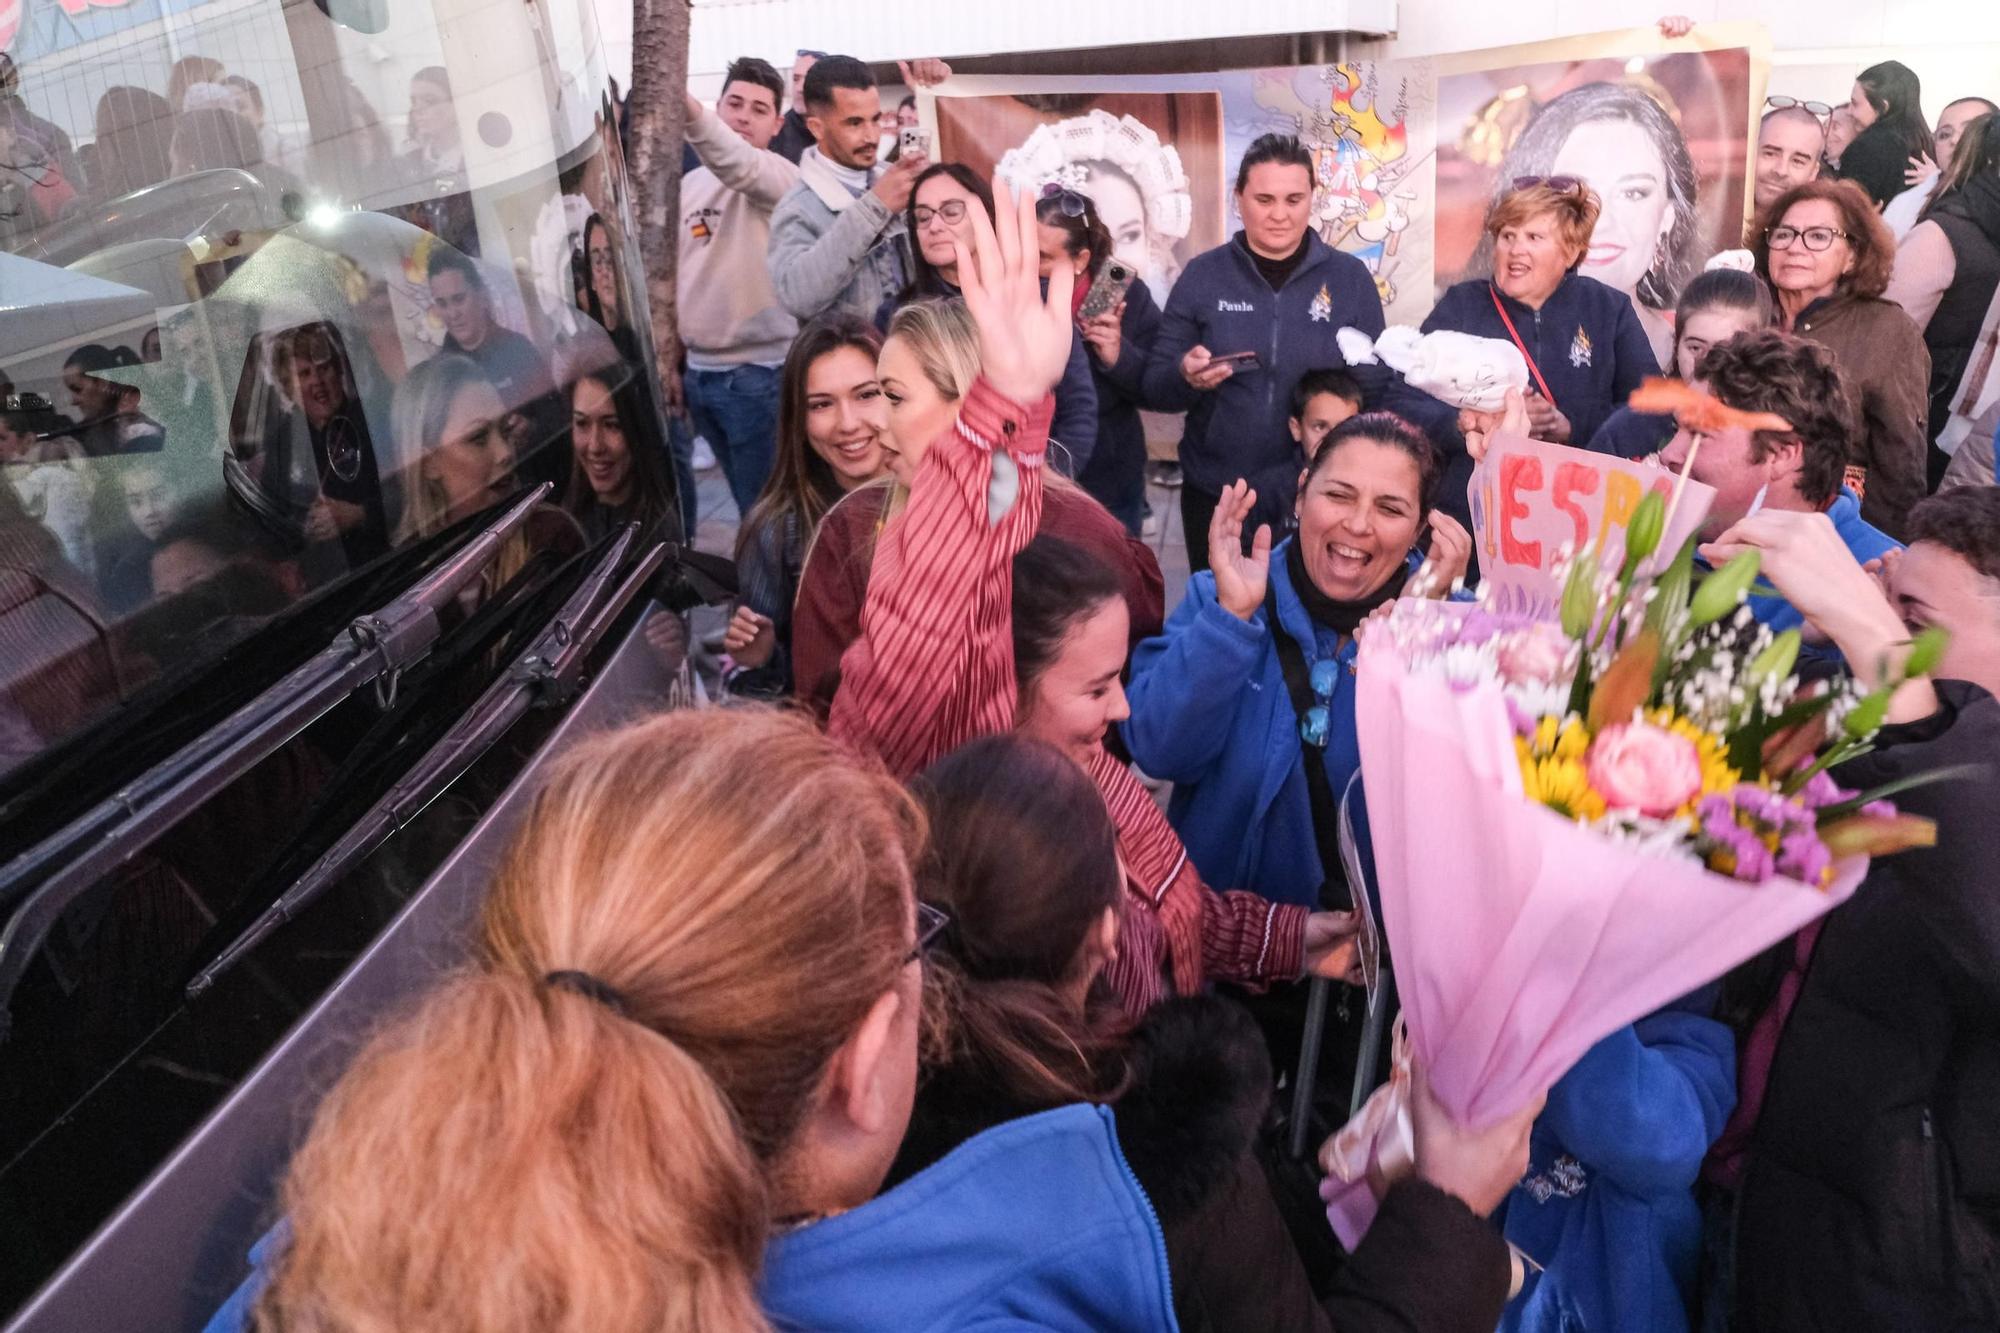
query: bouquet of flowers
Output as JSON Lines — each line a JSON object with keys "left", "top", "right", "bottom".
{"left": 1320, "top": 490, "right": 1942, "bottom": 1246}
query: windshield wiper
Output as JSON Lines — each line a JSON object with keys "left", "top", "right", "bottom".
{"left": 0, "top": 485, "right": 551, "bottom": 1043}
{"left": 185, "top": 527, "right": 665, "bottom": 997}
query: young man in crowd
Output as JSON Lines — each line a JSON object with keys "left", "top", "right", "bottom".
{"left": 1659, "top": 328, "right": 1897, "bottom": 636}
{"left": 426, "top": 249, "right": 565, "bottom": 485}
{"left": 680, "top": 57, "right": 801, "bottom": 518}
{"left": 768, "top": 49, "right": 821, "bottom": 164}
{"left": 766, "top": 55, "right": 928, "bottom": 324}
{"left": 1752, "top": 105, "right": 1825, "bottom": 217}
{"left": 1287, "top": 368, "right": 1364, "bottom": 461}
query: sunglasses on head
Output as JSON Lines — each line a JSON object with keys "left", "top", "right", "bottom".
{"left": 1512, "top": 175, "right": 1584, "bottom": 194}
{"left": 1765, "top": 95, "right": 1832, "bottom": 118}
{"left": 904, "top": 901, "right": 952, "bottom": 965}
{"left": 796, "top": 49, "right": 828, "bottom": 60}
{"left": 1040, "top": 182, "right": 1089, "bottom": 218}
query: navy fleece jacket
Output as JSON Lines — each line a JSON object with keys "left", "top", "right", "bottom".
{"left": 1142, "top": 231, "right": 1389, "bottom": 515}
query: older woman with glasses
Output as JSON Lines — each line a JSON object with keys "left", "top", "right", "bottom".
{"left": 1754, "top": 178, "right": 1930, "bottom": 538}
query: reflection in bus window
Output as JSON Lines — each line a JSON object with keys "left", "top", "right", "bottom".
{"left": 563, "top": 360, "right": 676, "bottom": 545}
{"left": 61, "top": 346, "right": 166, "bottom": 457}
{"left": 240, "top": 323, "right": 391, "bottom": 583}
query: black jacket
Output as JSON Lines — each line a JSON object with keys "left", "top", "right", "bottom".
{"left": 1838, "top": 120, "right": 1927, "bottom": 210}
{"left": 771, "top": 109, "right": 814, "bottom": 164}
{"left": 1920, "top": 173, "right": 2000, "bottom": 446}
{"left": 1076, "top": 277, "right": 1164, "bottom": 523}
{"left": 1735, "top": 681, "right": 2000, "bottom": 1330}
{"left": 888, "top": 996, "right": 1511, "bottom": 1333}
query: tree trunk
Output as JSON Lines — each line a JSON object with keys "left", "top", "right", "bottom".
{"left": 624, "top": 0, "right": 692, "bottom": 411}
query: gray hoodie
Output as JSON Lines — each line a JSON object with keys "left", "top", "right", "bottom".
{"left": 767, "top": 147, "right": 911, "bottom": 324}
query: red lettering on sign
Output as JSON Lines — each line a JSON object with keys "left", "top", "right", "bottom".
{"left": 58, "top": 0, "right": 135, "bottom": 15}
{"left": 1551, "top": 462, "right": 1599, "bottom": 555}
{"left": 1499, "top": 453, "right": 1543, "bottom": 568}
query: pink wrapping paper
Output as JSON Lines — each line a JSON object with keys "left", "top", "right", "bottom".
{"left": 1321, "top": 628, "right": 1866, "bottom": 1248}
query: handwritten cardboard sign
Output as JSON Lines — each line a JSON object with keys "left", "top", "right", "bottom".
{"left": 1467, "top": 433, "right": 1715, "bottom": 617}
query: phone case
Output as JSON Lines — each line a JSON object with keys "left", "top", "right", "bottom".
{"left": 1079, "top": 263, "right": 1137, "bottom": 323}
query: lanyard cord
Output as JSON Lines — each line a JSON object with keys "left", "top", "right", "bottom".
{"left": 1489, "top": 284, "right": 1560, "bottom": 410}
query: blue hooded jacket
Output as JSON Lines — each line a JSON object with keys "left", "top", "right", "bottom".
{"left": 1742, "top": 490, "right": 1899, "bottom": 635}
{"left": 1142, "top": 231, "right": 1388, "bottom": 517}
{"left": 761, "top": 1104, "right": 1175, "bottom": 1332}
{"left": 204, "top": 1106, "right": 1174, "bottom": 1333}
{"left": 1122, "top": 538, "right": 1421, "bottom": 909}
{"left": 1498, "top": 1005, "right": 1736, "bottom": 1333}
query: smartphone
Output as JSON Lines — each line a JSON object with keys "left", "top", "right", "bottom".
{"left": 1078, "top": 259, "right": 1139, "bottom": 322}
{"left": 1209, "top": 350, "right": 1261, "bottom": 371}
{"left": 897, "top": 126, "right": 929, "bottom": 160}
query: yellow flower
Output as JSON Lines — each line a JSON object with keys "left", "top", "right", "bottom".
{"left": 1518, "top": 748, "right": 1608, "bottom": 822}
{"left": 1523, "top": 714, "right": 1590, "bottom": 761}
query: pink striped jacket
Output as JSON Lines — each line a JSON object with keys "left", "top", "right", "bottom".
{"left": 829, "top": 377, "right": 1305, "bottom": 1012}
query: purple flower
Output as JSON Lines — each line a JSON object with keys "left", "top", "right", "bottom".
{"left": 1861, "top": 799, "right": 1897, "bottom": 820}
{"left": 1777, "top": 829, "right": 1832, "bottom": 886}
{"left": 1732, "top": 784, "right": 1787, "bottom": 825}
{"left": 1796, "top": 770, "right": 1849, "bottom": 810}
{"left": 1701, "top": 803, "right": 1777, "bottom": 882}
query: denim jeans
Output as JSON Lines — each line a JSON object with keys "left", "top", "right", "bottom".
{"left": 685, "top": 363, "right": 781, "bottom": 520}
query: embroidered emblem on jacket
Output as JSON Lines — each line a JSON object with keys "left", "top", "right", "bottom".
{"left": 1521, "top": 1154, "right": 1590, "bottom": 1203}
{"left": 1309, "top": 284, "right": 1333, "bottom": 322}
{"left": 1569, "top": 326, "right": 1593, "bottom": 369}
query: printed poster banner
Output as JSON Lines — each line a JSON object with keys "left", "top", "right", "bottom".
{"left": 1467, "top": 433, "right": 1715, "bottom": 618}
{"left": 919, "top": 24, "right": 1768, "bottom": 345}
{"left": 923, "top": 61, "right": 1439, "bottom": 325}
{"left": 1435, "top": 23, "right": 1770, "bottom": 365}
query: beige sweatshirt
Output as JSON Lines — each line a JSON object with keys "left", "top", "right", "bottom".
{"left": 679, "top": 106, "right": 800, "bottom": 369}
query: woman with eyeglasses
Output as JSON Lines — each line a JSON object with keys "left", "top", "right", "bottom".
{"left": 878, "top": 163, "right": 1098, "bottom": 478}
{"left": 1123, "top": 414, "right": 1470, "bottom": 910}
{"left": 1753, "top": 178, "right": 1930, "bottom": 537}
{"left": 1036, "top": 185, "right": 1162, "bottom": 535}
{"left": 1414, "top": 179, "right": 1659, "bottom": 528}
{"left": 1834, "top": 60, "right": 1937, "bottom": 210}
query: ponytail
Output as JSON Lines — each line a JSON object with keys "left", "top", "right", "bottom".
{"left": 911, "top": 736, "right": 1131, "bottom": 1109}
{"left": 259, "top": 972, "right": 769, "bottom": 1332}
{"left": 255, "top": 708, "right": 924, "bottom": 1333}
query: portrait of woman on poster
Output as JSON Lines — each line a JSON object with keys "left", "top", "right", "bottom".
{"left": 1476, "top": 81, "right": 1702, "bottom": 366}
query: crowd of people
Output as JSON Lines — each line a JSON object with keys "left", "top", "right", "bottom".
{"left": 4, "top": 26, "right": 1998, "bottom": 1333}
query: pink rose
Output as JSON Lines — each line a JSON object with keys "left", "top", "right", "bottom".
{"left": 1495, "top": 625, "right": 1571, "bottom": 687}
{"left": 1585, "top": 721, "right": 1703, "bottom": 816}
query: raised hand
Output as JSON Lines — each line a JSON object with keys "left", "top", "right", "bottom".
{"left": 1411, "top": 510, "right": 1472, "bottom": 598}
{"left": 1457, "top": 386, "right": 1530, "bottom": 463}
{"left": 1208, "top": 479, "right": 1272, "bottom": 621}
{"left": 1081, "top": 304, "right": 1125, "bottom": 367}
{"left": 871, "top": 151, "right": 928, "bottom": 211}
{"left": 898, "top": 58, "right": 952, "bottom": 89}
{"left": 951, "top": 175, "right": 1076, "bottom": 405}
{"left": 1905, "top": 151, "right": 1939, "bottom": 186}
